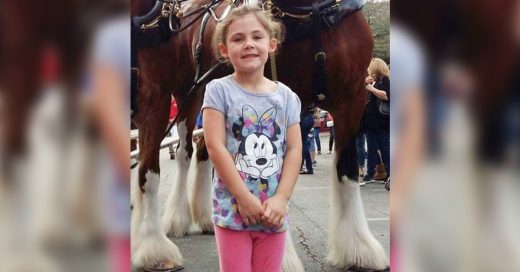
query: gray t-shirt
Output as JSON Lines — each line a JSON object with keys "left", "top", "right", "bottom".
{"left": 390, "top": 24, "right": 426, "bottom": 154}
{"left": 202, "top": 75, "right": 301, "bottom": 233}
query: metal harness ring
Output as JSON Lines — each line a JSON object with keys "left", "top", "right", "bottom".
{"left": 314, "top": 51, "right": 327, "bottom": 62}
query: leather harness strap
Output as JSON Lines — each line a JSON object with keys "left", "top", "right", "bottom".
{"left": 311, "top": 0, "right": 329, "bottom": 106}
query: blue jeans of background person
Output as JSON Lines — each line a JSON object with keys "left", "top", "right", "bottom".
{"left": 313, "top": 127, "right": 321, "bottom": 152}
{"left": 365, "top": 127, "right": 390, "bottom": 178}
{"left": 300, "top": 114, "right": 314, "bottom": 172}
{"left": 356, "top": 130, "right": 366, "bottom": 167}
{"left": 308, "top": 132, "right": 315, "bottom": 153}
{"left": 329, "top": 126, "right": 335, "bottom": 152}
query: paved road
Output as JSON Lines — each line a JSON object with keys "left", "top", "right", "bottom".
{"left": 133, "top": 133, "right": 389, "bottom": 271}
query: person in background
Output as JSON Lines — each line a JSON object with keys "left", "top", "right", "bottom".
{"left": 300, "top": 108, "right": 314, "bottom": 174}
{"left": 363, "top": 58, "right": 391, "bottom": 183}
{"left": 356, "top": 128, "right": 366, "bottom": 177}
{"left": 308, "top": 124, "right": 317, "bottom": 168}
{"left": 358, "top": 114, "right": 386, "bottom": 183}
{"left": 192, "top": 111, "right": 204, "bottom": 144}
{"left": 196, "top": 111, "right": 203, "bottom": 129}
{"left": 312, "top": 109, "right": 322, "bottom": 155}
{"left": 326, "top": 113, "right": 335, "bottom": 154}
{"left": 168, "top": 96, "right": 178, "bottom": 160}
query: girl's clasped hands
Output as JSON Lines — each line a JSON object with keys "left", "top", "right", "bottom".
{"left": 236, "top": 192, "right": 288, "bottom": 228}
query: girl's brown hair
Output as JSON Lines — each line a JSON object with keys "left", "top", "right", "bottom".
{"left": 212, "top": 4, "right": 285, "bottom": 61}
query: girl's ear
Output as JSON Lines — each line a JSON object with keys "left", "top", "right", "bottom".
{"left": 268, "top": 38, "right": 277, "bottom": 53}
{"left": 219, "top": 43, "right": 228, "bottom": 59}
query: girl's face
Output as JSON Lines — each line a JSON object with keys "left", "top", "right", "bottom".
{"left": 219, "top": 13, "right": 277, "bottom": 74}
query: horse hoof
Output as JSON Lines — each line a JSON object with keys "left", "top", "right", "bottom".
{"left": 165, "top": 231, "right": 188, "bottom": 238}
{"left": 197, "top": 221, "right": 214, "bottom": 234}
{"left": 141, "top": 261, "right": 184, "bottom": 272}
{"left": 201, "top": 229, "right": 214, "bottom": 235}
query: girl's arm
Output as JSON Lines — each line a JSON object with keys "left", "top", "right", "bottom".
{"left": 391, "top": 90, "right": 425, "bottom": 228}
{"left": 367, "top": 76, "right": 390, "bottom": 101}
{"left": 203, "top": 108, "right": 264, "bottom": 226}
{"left": 262, "top": 123, "right": 302, "bottom": 227}
{"left": 366, "top": 84, "right": 389, "bottom": 101}
{"left": 90, "top": 62, "right": 129, "bottom": 181}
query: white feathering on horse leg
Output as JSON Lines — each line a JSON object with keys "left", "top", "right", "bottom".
{"left": 132, "top": 170, "right": 183, "bottom": 268}
{"left": 244, "top": 0, "right": 259, "bottom": 7}
{"left": 162, "top": 121, "right": 192, "bottom": 237}
{"left": 327, "top": 175, "right": 389, "bottom": 270}
{"left": 190, "top": 159, "right": 214, "bottom": 233}
{"left": 282, "top": 230, "right": 305, "bottom": 272}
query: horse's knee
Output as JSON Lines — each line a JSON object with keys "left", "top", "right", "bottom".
{"left": 195, "top": 135, "right": 208, "bottom": 162}
{"left": 138, "top": 168, "right": 148, "bottom": 193}
{"left": 138, "top": 159, "right": 160, "bottom": 193}
{"left": 335, "top": 137, "right": 358, "bottom": 181}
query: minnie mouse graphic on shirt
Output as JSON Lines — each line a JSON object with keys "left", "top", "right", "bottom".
{"left": 232, "top": 105, "right": 281, "bottom": 183}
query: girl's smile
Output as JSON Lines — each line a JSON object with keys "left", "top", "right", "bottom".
{"left": 242, "top": 54, "right": 259, "bottom": 59}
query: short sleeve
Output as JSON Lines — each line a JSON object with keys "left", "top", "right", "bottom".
{"left": 202, "top": 80, "right": 226, "bottom": 115}
{"left": 93, "top": 18, "right": 130, "bottom": 72}
{"left": 286, "top": 91, "right": 301, "bottom": 127}
{"left": 390, "top": 24, "right": 425, "bottom": 93}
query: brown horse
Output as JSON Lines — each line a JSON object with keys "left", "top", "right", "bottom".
{"left": 0, "top": 1, "right": 83, "bottom": 175}
{"left": 131, "top": 0, "right": 389, "bottom": 271}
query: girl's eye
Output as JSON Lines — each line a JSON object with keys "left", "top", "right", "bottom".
{"left": 254, "top": 36, "right": 263, "bottom": 40}
{"left": 233, "top": 38, "right": 242, "bottom": 42}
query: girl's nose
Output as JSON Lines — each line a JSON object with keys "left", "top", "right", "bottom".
{"left": 244, "top": 39, "right": 254, "bottom": 49}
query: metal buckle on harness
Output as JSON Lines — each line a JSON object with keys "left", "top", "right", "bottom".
{"left": 140, "top": 16, "right": 161, "bottom": 30}
{"left": 139, "top": 0, "right": 183, "bottom": 31}
{"left": 270, "top": 6, "right": 285, "bottom": 18}
{"left": 314, "top": 52, "right": 327, "bottom": 62}
{"left": 316, "top": 93, "right": 327, "bottom": 101}
{"left": 167, "top": 1, "right": 183, "bottom": 31}
{"left": 209, "top": 3, "right": 233, "bottom": 22}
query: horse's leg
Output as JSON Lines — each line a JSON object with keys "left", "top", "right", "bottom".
{"left": 0, "top": 41, "right": 41, "bottom": 183}
{"left": 190, "top": 135, "right": 214, "bottom": 233}
{"left": 327, "top": 108, "right": 389, "bottom": 270}
{"left": 132, "top": 90, "right": 182, "bottom": 269}
{"left": 31, "top": 23, "right": 90, "bottom": 248}
{"left": 162, "top": 99, "right": 199, "bottom": 237}
{"left": 131, "top": 122, "right": 138, "bottom": 151}
{"left": 0, "top": 4, "right": 63, "bottom": 270}
{"left": 282, "top": 230, "right": 305, "bottom": 272}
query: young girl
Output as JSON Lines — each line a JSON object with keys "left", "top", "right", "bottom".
{"left": 202, "top": 4, "right": 302, "bottom": 272}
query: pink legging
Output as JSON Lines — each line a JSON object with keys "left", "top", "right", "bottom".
{"left": 108, "top": 236, "right": 130, "bottom": 272}
{"left": 214, "top": 225, "right": 286, "bottom": 272}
